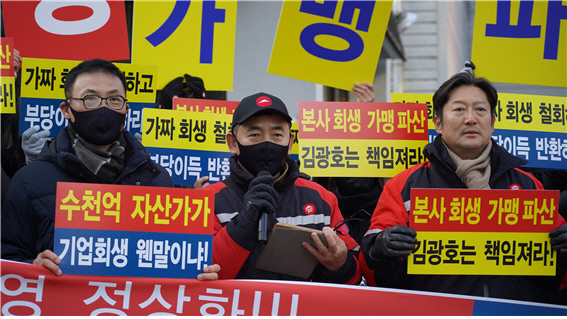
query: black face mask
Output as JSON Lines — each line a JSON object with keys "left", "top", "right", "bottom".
{"left": 69, "top": 106, "right": 126, "bottom": 145}
{"left": 236, "top": 140, "right": 289, "bottom": 176}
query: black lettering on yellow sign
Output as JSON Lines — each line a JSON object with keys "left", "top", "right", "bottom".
{"left": 366, "top": 146, "right": 424, "bottom": 169}
{"left": 413, "top": 239, "right": 476, "bottom": 266}
{"left": 1, "top": 80, "right": 16, "bottom": 112}
{"left": 146, "top": 117, "right": 209, "bottom": 143}
{"left": 539, "top": 102, "right": 566, "bottom": 126}
{"left": 413, "top": 238, "right": 554, "bottom": 267}
{"left": 123, "top": 71, "right": 155, "bottom": 95}
{"left": 301, "top": 145, "right": 359, "bottom": 169}
{"left": 24, "top": 66, "right": 57, "bottom": 91}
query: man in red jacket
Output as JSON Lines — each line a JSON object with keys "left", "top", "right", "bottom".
{"left": 361, "top": 72, "right": 567, "bottom": 302}
{"left": 206, "top": 92, "right": 361, "bottom": 284}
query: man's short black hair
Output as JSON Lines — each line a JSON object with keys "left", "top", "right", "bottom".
{"left": 64, "top": 59, "right": 127, "bottom": 99}
{"left": 432, "top": 72, "right": 498, "bottom": 123}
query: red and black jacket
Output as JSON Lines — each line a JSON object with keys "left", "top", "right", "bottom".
{"left": 361, "top": 136, "right": 567, "bottom": 302}
{"left": 207, "top": 156, "right": 361, "bottom": 284}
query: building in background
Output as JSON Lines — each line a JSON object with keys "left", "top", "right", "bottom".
{"left": 396, "top": 1, "right": 566, "bottom": 98}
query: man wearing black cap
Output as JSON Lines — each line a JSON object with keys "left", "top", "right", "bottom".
{"left": 205, "top": 92, "right": 361, "bottom": 284}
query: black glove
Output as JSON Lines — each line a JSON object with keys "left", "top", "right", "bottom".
{"left": 240, "top": 171, "right": 279, "bottom": 224}
{"left": 550, "top": 224, "right": 567, "bottom": 255}
{"left": 157, "top": 74, "right": 206, "bottom": 109}
{"left": 371, "top": 225, "right": 417, "bottom": 260}
{"left": 183, "top": 74, "right": 206, "bottom": 99}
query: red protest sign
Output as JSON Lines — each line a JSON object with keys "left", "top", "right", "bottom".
{"left": 55, "top": 182, "right": 214, "bottom": 235}
{"left": 0, "top": 38, "right": 15, "bottom": 77}
{"left": 410, "top": 188, "right": 561, "bottom": 233}
{"left": 299, "top": 101, "right": 428, "bottom": 140}
{"left": 173, "top": 97, "right": 238, "bottom": 114}
{"left": 2, "top": 1, "right": 129, "bottom": 61}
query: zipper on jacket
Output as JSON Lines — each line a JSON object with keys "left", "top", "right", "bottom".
{"left": 113, "top": 158, "right": 147, "bottom": 184}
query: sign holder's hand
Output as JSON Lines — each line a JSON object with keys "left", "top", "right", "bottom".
{"left": 197, "top": 264, "right": 221, "bottom": 281}
{"left": 371, "top": 225, "right": 417, "bottom": 260}
{"left": 193, "top": 176, "right": 210, "bottom": 189}
{"left": 22, "top": 125, "right": 51, "bottom": 164}
{"left": 353, "top": 82, "right": 375, "bottom": 102}
{"left": 302, "top": 226, "right": 348, "bottom": 272}
{"left": 33, "top": 249, "right": 62, "bottom": 276}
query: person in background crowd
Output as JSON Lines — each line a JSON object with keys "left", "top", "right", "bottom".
{"left": 519, "top": 168, "right": 567, "bottom": 221}
{"left": 543, "top": 170, "right": 567, "bottom": 221}
{"left": 2, "top": 47, "right": 52, "bottom": 205}
{"left": 205, "top": 92, "right": 361, "bottom": 284}
{"left": 1, "top": 47, "right": 25, "bottom": 205}
{"left": 142, "top": 73, "right": 209, "bottom": 190}
{"left": 520, "top": 167, "right": 567, "bottom": 304}
{"left": 314, "top": 82, "right": 382, "bottom": 246}
{"left": 360, "top": 71, "right": 567, "bottom": 303}
{"left": 314, "top": 177, "right": 383, "bottom": 246}
{"left": 156, "top": 74, "right": 206, "bottom": 109}
{"left": 1, "top": 47, "right": 24, "bottom": 179}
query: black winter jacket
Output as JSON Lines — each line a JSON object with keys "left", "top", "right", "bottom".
{"left": 1, "top": 128, "right": 173, "bottom": 263}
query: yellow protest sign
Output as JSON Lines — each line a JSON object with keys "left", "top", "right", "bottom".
{"left": 0, "top": 36, "right": 15, "bottom": 113}
{"left": 300, "top": 139, "right": 426, "bottom": 177}
{"left": 20, "top": 58, "right": 158, "bottom": 103}
{"left": 391, "top": 92, "right": 567, "bottom": 134}
{"left": 269, "top": 0, "right": 393, "bottom": 91}
{"left": 114, "top": 63, "right": 159, "bottom": 103}
{"left": 143, "top": 107, "right": 300, "bottom": 186}
{"left": 21, "top": 58, "right": 78, "bottom": 100}
{"left": 391, "top": 92, "right": 567, "bottom": 170}
{"left": 472, "top": 1, "right": 566, "bottom": 87}
{"left": 18, "top": 58, "right": 158, "bottom": 137}
{"left": 290, "top": 123, "right": 299, "bottom": 158}
{"left": 299, "top": 101, "right": 428, "bottom": 177}
{"left": 1, "top": 76, "right": 16, "bottom": 114}
{"left": 408, "top": 188, "right": 559, "bottom": 276}
{"left": 142, "top": 108, "right": 232, "bottom": 152}
{"left": 409, "top": 231, "right": 556, "bottom": 276}
{"left": 132, "top": 0, "right": 237, "bottom": 91}
{"left": 172, "top": 97, "right": 301, "bottom": 158}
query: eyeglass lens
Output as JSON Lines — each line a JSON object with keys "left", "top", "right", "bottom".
{"left": 84, "top": 95, "right": 125, "bottom": 109}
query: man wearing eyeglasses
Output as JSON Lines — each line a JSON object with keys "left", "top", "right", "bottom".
{"left": 1, "top": 59, "right": 179, "bottom": 276}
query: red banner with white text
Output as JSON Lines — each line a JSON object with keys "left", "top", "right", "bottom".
{"left": 2, "top": 260, "right": 566, "bottom": 316}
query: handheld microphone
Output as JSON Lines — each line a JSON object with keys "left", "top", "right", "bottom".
{"left": 257, "top": 171, "right": 272, "bottom": 244}
{"left": 259, "top": 212, "right": 268, "bottom": 244}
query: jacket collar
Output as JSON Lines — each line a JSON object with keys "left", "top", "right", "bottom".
{"left": 228, "top": 155, "right": 300, "bottom": 194}
{"left": 38, "top": 127, "right": 148, "bottom": 183}
{"left": 425, "top": 135, "right": 528, "bottom": 185}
